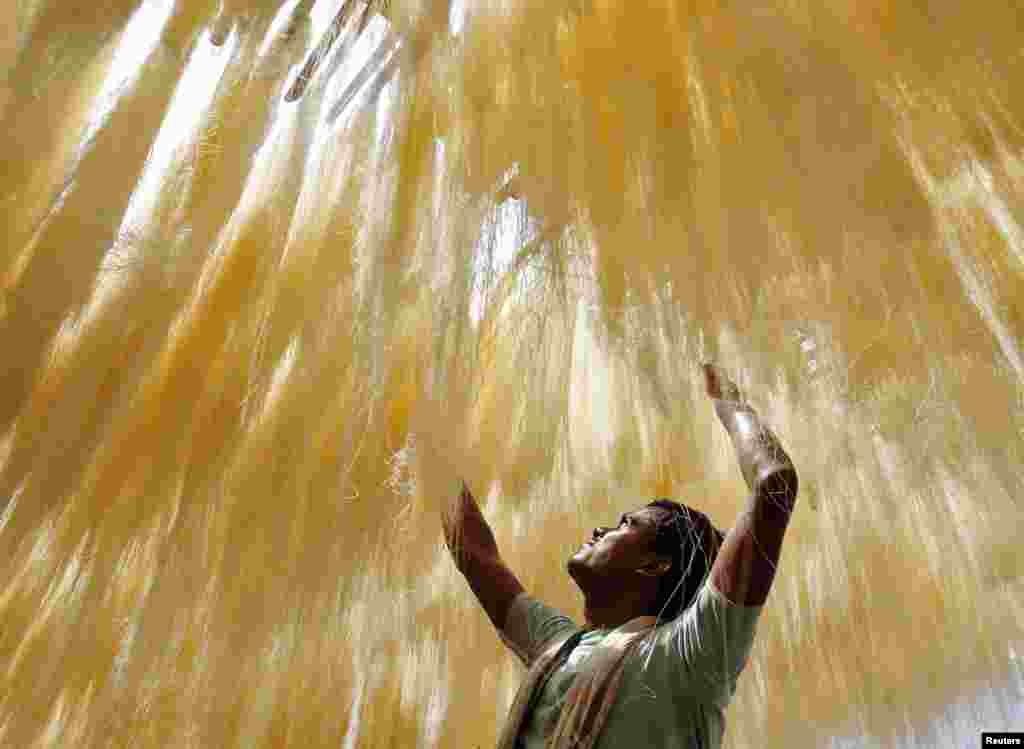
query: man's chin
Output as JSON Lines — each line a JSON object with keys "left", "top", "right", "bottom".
{"left": 566, "top": 555, "right": 581, "bottom": 577}
{"left": 566, "top": 551, "right": 589, "bottom": 578}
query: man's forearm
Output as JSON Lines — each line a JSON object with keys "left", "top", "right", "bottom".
{"left": 711, "top": 399, "right": 798, "bottom": 604}
{"left": 714, "top": 399, "right": 796, "bottom": 505}
{"left": 442, "top": 483, "right": 525, "bottom": 631}
{"left": 704, "top": 365, "right": 798, "bottom": 604}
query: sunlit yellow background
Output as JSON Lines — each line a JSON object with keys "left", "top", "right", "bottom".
{"left": 1, "top": 0, "right": 1022, "bottom": 746}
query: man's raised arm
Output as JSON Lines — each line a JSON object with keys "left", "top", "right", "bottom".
{"left": 704, "top": 365, "right": 799, "bottom": 606}
{"left": 442, "top": 482, "right": 526, "bottom": 631}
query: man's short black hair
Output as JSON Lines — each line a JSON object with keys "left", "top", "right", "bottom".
{"left": 645, "top": 499, "right": 724, "bottom": 622}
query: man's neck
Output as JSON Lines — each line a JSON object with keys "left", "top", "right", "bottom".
{"left": 582, "top": 593, "right": 655, "bottom": 630}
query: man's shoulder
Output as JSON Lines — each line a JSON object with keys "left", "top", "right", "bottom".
{"left": 502, "top": 593, "right": 580, "bottom": 665}
{"left": 622, "top": 580, "right": 762, "bottom": 691}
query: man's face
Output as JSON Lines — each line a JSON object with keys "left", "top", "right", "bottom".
{"left": 567, "top": 506, "right": 666, "bottom": 579}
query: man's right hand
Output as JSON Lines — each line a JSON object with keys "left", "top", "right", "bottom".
{"left": 442, "top": 481, "right": 484, "bottom": 567}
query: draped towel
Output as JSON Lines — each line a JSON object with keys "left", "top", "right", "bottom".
{"left": 497, "top": 613, "right": 658, "bottom": 749}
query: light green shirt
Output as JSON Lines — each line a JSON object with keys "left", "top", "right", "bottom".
{"left": 503, "top": 581, "right": 761, "bottom": 749}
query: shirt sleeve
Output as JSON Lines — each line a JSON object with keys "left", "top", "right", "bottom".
{"left": 500, "top": 592, "right": 580, "bottom": 667}
{"left": 635, "top": 579, "right": 762, "bottom": 700}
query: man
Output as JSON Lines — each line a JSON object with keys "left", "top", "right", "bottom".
{"left": 442, "top": 364, "right": 798, "bottom": 748}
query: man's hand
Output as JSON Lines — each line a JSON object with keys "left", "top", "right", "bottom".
{"left": 442, "top": 482, "right": 484, "bottom": 568}
{"left": 702, "top": 363, "right": 743, "bottom": 403}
